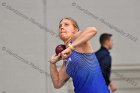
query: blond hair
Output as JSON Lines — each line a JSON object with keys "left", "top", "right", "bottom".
{"left": 59, "top": 17, "right": 79, "bottom": 31}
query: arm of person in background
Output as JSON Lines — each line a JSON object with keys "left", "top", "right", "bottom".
{"left": 101, "top": 55, "right": 117, "bottom": 92}
{"left": 101, "top": 54, "right": 111, "bottom": 85}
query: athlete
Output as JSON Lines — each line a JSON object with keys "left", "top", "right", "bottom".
{"left": 50, "top": 17, "right": 110, "bottom": 93}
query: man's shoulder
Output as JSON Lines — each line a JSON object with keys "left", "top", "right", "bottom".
{"left": 96, "top": 48, "right": 108, "bottom": 56}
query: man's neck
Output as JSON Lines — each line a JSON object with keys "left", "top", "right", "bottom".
{"left": 102, "top": 45, "right": 109, "bottom": 50}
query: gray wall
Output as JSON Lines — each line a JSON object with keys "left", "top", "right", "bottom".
{"left": 0, "top": 0, "right": 67, "bottom": 93}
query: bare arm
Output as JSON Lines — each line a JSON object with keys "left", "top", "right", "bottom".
{"left": 50, "top": 54, "right": 69, "bottom": 89}
{"left": 71, "top": 27, "right": 97, "bottom": 48}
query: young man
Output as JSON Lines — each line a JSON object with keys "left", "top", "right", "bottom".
{"left": 96, "top": 33, "right": 117, "bottom": 92}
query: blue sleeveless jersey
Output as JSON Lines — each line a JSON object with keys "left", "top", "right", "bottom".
{"left": 65, "top": 50, "right": 110, "bottom": 93}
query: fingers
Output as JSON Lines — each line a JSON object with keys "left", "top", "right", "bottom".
{"left": 61, "top": 50, "right": 71, "bottom": 60}
{"left": 61, "top": 53, "right": 67, "bottom": 60}
{"left": 57, "top": 53, "right": 62, "bottom": 61}
{"left": 60, "top": 53, "right": 64, "bottom": 59}
{"left": 50, "top": 53, "right": 62, "bottom": 63}
{"left": 53, "top": 53, "right": 60, "bottom": 58}
{"left": 58, "top": 53, "right": 61, "bottom": 57}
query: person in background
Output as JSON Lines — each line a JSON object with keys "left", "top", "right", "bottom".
{"left": 96, "top": 33, "right": 117, "bottom": 92}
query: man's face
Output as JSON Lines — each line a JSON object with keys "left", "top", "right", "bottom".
{"left": 106, "top": 37, "right": 113, "bottom": 49}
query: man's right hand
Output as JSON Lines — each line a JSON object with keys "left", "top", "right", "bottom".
{"left": 109, "top": 82, "right": 117, "bottom": 93}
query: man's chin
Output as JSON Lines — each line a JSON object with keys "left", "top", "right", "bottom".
{"left": 109, "top": 47, "right": 112, "bottom": 50}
